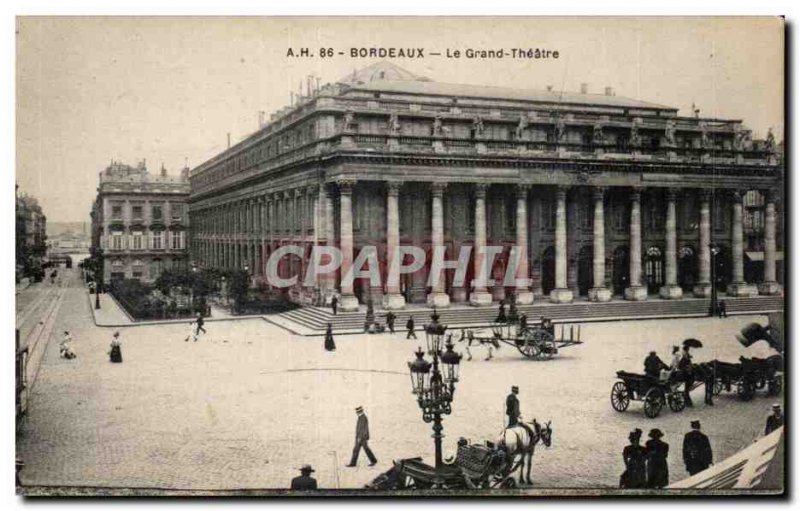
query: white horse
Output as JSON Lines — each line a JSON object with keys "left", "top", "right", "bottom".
{"left": 497, "top": 418, "right": 552, "bottom": 485}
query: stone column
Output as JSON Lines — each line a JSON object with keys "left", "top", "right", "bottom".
{"left": 550, "top": 186, "right": 574, "bottom": 303}
{"left": 693, "top": 191, "right": 712, "bottom": 297}
{"left": 727, "top": 190, "right": 758, "bottom": 296}
{"left": 427, "top": 182, "right": 451, "bottom": 307}
{"left": 384, "top": 181, "right": 406, "bottom": 309}
{"left": 470, "top": 183, "right": 493, "bottom": 306}
{"left": 337, "top": 180, "right": 360, "bottom": 311}
{"left": 515, "top": 184, "right": 534, "bottom": 304}
{"left": 659, "top": 189, "right": 683, "bottom": 299}
{"left": 624, "top": 189, "right": 647, "bottom": 300}
{"left": 322, "top": 186, "right": 336, "bottom": 301}
{"left": 759, "top": 190, "right": 782, "bottom": 295}
{"left": 588, "top": 187, "right": 612, "bottom": 301}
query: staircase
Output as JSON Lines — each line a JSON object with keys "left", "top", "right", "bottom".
{"left": 274, "top": 296, "right": 783, "bottom": 336}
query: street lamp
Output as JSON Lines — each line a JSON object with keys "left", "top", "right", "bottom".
{"left": 407, "top": 312, "right": 462, "bottom": 470}
{"left": 709, "top": 244, "right": 719, "bottom": 316}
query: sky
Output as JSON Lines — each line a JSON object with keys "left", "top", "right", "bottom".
{"left": 16, "top": 16, "right": 784, "bottom": 223}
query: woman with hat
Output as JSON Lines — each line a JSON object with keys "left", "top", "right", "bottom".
{"left": 324, "top": 323, "right": 336, "bottom": 352}
{"left": 109, "top": 331, "right": 123, "bottom": 363}
{"left": 620, "top": 428, "right": 647, "bottom": 488}
{"left": 645, "top": 428, "right": 669, "bottom": 488}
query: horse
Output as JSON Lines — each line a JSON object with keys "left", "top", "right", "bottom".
{"left": 497, "top": 418, "right": 552, "bottom": 485}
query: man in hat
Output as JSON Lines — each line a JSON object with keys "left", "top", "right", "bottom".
{"left": 385, "top": 311, "right": 396, "bottom": 334}
{"left": 347, "top": 406, "right": 377, "bottom": 467}
{"left": 644, "top": 351, "right": 669, "bottom": 379}
{"left": 406, "top": 316, "right": 417, "bottom": 340}
{"left": 682, "top": 420, "right": 713, "bottom": 475}
{"left": 290, "top": 464, "right": 318, "bottom": 490}
{"left": 765, "top": 404, "right": 784, "bottom": 435}
{"left": 506, "top": 386, "right": 521, "bottom": 427}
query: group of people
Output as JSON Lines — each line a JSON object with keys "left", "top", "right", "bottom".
{"left": 621, "top": 420, "right": 713, "bottom": 489}
{"left": 643, "top": 342, "right": 708, "bottom": 406}
{"left": 290, "top": 405, "right": 378, "bottom": 490}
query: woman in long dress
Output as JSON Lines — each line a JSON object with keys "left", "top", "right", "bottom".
{"left": 324, "top": 323, "right": 336, "bottom": 352}
{"left": 109, "top": 331, "right": 123, "bottom": 363}
{"left": 620, "top": 428, "right": 647, "bottom": 488}
{"left": 645, "top": 428, "right": 669, "bottom": 488}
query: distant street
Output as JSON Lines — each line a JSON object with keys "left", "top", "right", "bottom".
{"left": 17, "top": 267, "right": 782, "bottom": 490}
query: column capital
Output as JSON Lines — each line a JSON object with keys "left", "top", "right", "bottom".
{"left": 629, "top": 188, "right": 642, "bottom": 202}
{"left": 431, "top": 182, "right": 448, "bottom": 197}
{"left": 592, "top": 186, "right": 607, "bottom": 201}
{"left": 474, "top": 182, "right": 489, "bottom": 199}
{"left": 336, "top": 179, "right": 357, "bottom": 194}
{"left": 294, "top": 188, "right": 304, "bottom": 198}
{"left": 305, "top": 184, "right": 319, "bottom": 196}
{"left": 764, "top": 188, "right": 780, "bottom": 203}
{"left": 698, "top": 189, "right": 713, "bottom": 202}
{"left": 516, "top": 183, "right": 532, "bottom": 199}
{"left": 730, "top": 189, "right": 745, "bottom": 203}
{"left": 665, "top": 188, "right": 679, "bottom": 201}
{"left": 555, "top": 185, "right": 569, "bottom": 199}
{"left": 283, "top": 190, "right": 292, "bottom": 200}
{"left": 386, "top": 181, "right": 403, "bottom": 196}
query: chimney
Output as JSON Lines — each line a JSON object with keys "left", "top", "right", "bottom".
{"left": 604, "top": 86, "right": 614, "bottom": 96}
{"left": 160, "top": 163, "right": 167, "bottom": 177}
{"left": 580, "top": 83, "right": 588, "bottom": 94}
{"left": 227, "top": 132, "right": 231, "bottom": 149}
{"left": 546, "top": 85, "right": 553, "bottom": 92}
{"left": 258, "top": 111, "right": 265, "bottom": 128}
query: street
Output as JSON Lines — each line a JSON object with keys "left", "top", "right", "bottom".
{"left": 16, "top": 267, "right": 781, "bottom": 490}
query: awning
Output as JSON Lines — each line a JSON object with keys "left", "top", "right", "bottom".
{"left": 745, "top": 251, "right": 784, "bottom": 262}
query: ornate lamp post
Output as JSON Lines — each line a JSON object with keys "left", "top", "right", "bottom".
{"left": 709, "top": 244, "right": 719, "bottom": 316}
{"left": 407, "top": 313, "right": 462, "bottom": 470}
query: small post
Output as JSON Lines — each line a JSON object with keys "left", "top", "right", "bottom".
{"left": 577, "top": 324, "right": 581, "bottom": 342}
{"left": 570, "top": 325, "right": 574, "bottom": 342}
{"left": 560, "top": 324, "right": 564, "bottom": 341}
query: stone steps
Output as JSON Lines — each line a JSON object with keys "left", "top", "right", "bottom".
{"left": 276, "top": 296, "right": 782, "bottom": 335}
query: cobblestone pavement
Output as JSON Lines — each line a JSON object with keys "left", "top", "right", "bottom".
{"left": 17, "top": 269, "right": 783, "bottom": 491}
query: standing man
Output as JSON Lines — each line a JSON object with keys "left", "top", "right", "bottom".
{"left": 290, "top": 464, "right": 318, "bottom": 490}
{"left": 682, "top": 420, "right": 713, "bottom": 476}
{"left": 506, "top": 386, "right": 521, "bottom": 427}
{"left": 406, "top": 316, "right": 417, "bottom": 340}
{"left": 385, "top": 311, "right": 396, "bottom": 334}
{"left": 195, "top": 312, "right": 207, "bottom": 336}
{"left": 765, "top": 404, "right": 784, "bottom": 435}
{"left": 330, "top": 294, "right": 339, "bottom": 315}
{"left": 346, "top": 406, "right": 377, "bottom": 467}
{"left": 717, "top": 299, "right": 727, "bottom": 318}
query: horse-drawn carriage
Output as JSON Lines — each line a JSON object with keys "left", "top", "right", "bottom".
{"left": 611, "top": 371, "right": 687, "bottom": 418}
{"left": 458, "top": 320, "right": 583, "bottom": 361}
{"left": 703, "top": 356, "right": 783, "bottom": 401}
{"left": 366, "top": 420, "right": 553, "bottom": 490}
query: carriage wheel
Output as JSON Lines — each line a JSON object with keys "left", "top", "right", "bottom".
{"left": 519, "top": 329, "right": 552, "bottom": 359}
{"left": 668, "top": 391, "right": 686, "bottom": 412}
{"left": 712, "top": 380, "right": 724, "bottom": 396}
{"left": 643, "top": 388, "right": 664, "bottom": 418}
{"left": 737, "top": 379, "right": 756, "bottom": 401}
{"left": 767, "top": 377, "right": 782, "bottom": 396}
{"left": 519, "top": 337, "right": 542, "bottom": 359}
{"left": 610, "top": 382, "right": 630, "bottom": 412}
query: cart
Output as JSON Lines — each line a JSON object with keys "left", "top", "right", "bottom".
{"left": 610, "top": 370, "right": 686, "bottom": 418}
{"left": 459, "top": 321, "right": 583, "bottom": 361}
{"left": 705, "top": 356, "right": 782, "bottom": 401}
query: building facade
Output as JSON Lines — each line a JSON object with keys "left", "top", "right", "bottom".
{"left": 90, "top": 161, "right": 191, "bottom": 285}
{"left": 188, "top": 62, "right": 783, "bottom": 311}
{"left": 16, "top": 190, "right": 47, "bottom": 279}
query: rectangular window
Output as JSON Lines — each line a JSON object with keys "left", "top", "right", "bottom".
{"left": 111, "top": 204, "right": 123, "bottom": 220}
{"left": 152, "top": 205, "right": 163, "bottom": 221}
{"left": 111, "top": 232, "right": 124, "bottom": 250}
{"left": 132, "top": 205, "right": 143, "bottom": 220}
{"left": 131, "top": 232, "right": 143, "bottom": 250}
{"left": 171, "top": 231, "right": 184, "bottom": 250}
{"left": 171, "top": 204, "right": 183, "bottom": 221}
{"left": 151, "top": 231, "right": 164, "bottom": 250}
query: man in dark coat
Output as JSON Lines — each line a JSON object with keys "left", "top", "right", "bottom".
{"left": 718, "top": 299, "right": 727, "bottom": 318}
{"left": 519, "top": 314, "right": 528, "bottom": 331}
{"left": 347, "top": 406, "right": 377, "bottom": 467}
{"left": 290, "top": 465, "right": 318, "bottom": 490}
{"left": 645, "top": 428, "right": 669, "bottom": 488}
{"left": 496, "top": 301, "right": 507, "bottom": 323}
{"left": 196, "top": 312, "right": 207, "bottom": 335}
{"left": 406, "top": 316, "right": 417, "bottom": 340}
{"left": 644, "top": 351, "right": 669, "bottom": 379}
{"left": 678, "top": 346, "right": 694, "bottom": 407}
{"left": 330, "top": 295, "right": 338, "bottom": 315}
{"left": 324, "top": 323, "right": 336, "bottom": 352}
{"left": 506, "top": 386, "right": 521, "bottom": 427}
{"left": 385, "top": 312, "right": 396, "bottom": 334}
{"left": 765, "top": 404, "right": 784, "bottom": 435}
{"left": 683, "top": 420, "right": 713, "bottom": 475}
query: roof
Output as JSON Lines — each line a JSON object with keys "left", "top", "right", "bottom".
{"left": 338, "top": 62, "right": 675, "bottom": 111}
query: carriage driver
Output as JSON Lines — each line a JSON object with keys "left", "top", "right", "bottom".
{"left": 506, "top": 386, "right": 521, "bottom": 427}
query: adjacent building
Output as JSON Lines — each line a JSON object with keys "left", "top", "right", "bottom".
{"left": 188, "top": 62, "right": 783, "bottom": 311}
{"left": 90, "top": 160, "right": 191, "bottom": 285}
{"left": 16, "top": 189, "right": 47, "bottom": 279}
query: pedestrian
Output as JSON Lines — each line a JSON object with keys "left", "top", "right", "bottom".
{"left": 765, "top": 404, "right": 784, "bottom": 435}
{"left": 717, "top": 299, "right": 727, "bottom": 318}
{"left": 620, "top": 428, "right": 647, "bottom": 489}
{"left": 290, "top": 464, "right": 318, "bottom": 490}
{"left": 109, "top": 331, "right": 123, "bottom": 363}
{"left": 703, "top": 365, "right": 715, "bottom": 406}
{"left": 505, "top": 386, "right": 521, "bottom": 427}
{"left": 60, "top": 331, "right": 76, "bottom": 359}
{"left": 644, "top": 351, "right": 669, "bottom": 379}
{"left": 406, "top": 316, "right": 417, "bottom": 340}
{"left": 346, "top": 406, "right": 377, "bottom": 467}
{"left": 196, "top": 312, "right": 207, "bottom": 335}
{"left": 184, "top": 319, "right": 198, "bottom": 342}
{"left": 678, "top": 345, "right": 694, "bottom": 407}
{"left": 324, "top": 322, "right": 336, "bottom": 352}
{"left": 495, "top": 300, "right": 507, "bottom": 323}
{"left": 682, "top": 420, "right": 713, "bottom": 476}
{"left": 645, "top": 428, "right": 669, "bottom": 488}
{"left": 385, "top": 311, "right": 396, "bottom": 334}
{"left": 519, "top": 313, "right": 528, "bottom": 331}
{"left": 331, "top": 294, "right": 338, "bottom": 315}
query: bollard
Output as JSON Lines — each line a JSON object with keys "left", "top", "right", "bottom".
{"left": 577, "top": 324, "right": 581, "bottom": 342}
{"left": 570, "top": 325, "right": 574, "bottom": 342}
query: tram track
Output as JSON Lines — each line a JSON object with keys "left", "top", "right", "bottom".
{"left": 19, "top": 279, "right": 67, "bottom": 394}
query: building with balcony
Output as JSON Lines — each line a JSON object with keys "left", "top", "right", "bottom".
{"left": 90, "top": 160, "right": 191, "bottom": 285}
{"left": 188, "top": 62, "right": 783, "bottom": 311}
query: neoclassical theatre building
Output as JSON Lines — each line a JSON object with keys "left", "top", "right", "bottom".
{"left": 188, "top": 62, "right": 783, "bottom": 311}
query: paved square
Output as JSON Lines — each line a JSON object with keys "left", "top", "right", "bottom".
{"left": 17, "top": 271, "right": 781, "bottom": 490}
